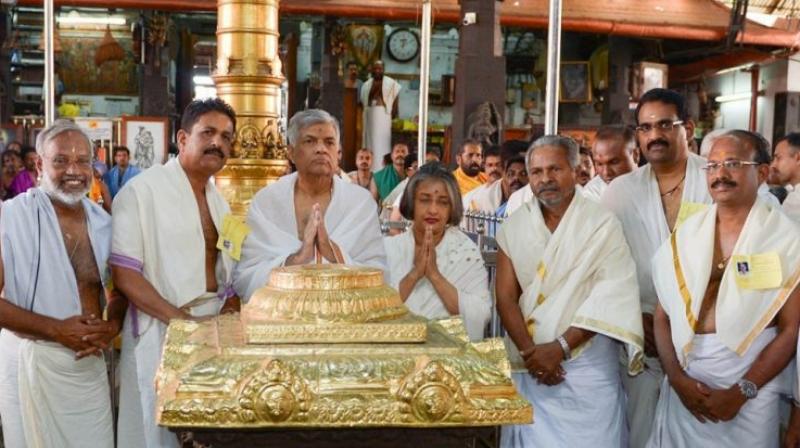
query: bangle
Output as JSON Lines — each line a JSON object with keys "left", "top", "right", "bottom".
{"left": 557, "top": 336, "right": 571, "bottom": 361}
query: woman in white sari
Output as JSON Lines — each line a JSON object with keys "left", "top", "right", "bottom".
{"left": 383, "top": 163, "right": 491, "bottom": 341}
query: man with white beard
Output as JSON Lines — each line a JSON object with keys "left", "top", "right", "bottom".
{"left": 0, "top": 120, "right": 123, "bottom": 448}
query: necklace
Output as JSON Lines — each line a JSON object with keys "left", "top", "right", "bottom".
{"left": 661, "top": 174, "right": 686, "bottom": 197}
{"left": 716, "top": 256, "right": 729, "bottom": 270}
{"left": 357, "top": 171, "right": 372, "bottom": 188}
{"left": 63, "top": 232, "right": 81, "bottom": 262}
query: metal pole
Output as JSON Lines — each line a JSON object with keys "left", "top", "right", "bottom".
{"left": 43, "top": 0, "right": 56, "bottom": 126}
{"left": 417, "top": 0, "right": 432, "bottom": 166}
{"left": 543, "top": 0, "right": 562, "bottom": 135}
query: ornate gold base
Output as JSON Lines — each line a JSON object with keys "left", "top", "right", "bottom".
{"left": 156, "top": 316, "right": 533, "bottom": 428}
{"left": 243, "top": 313, "right": 428, "bottom": 344}
{"left": 215, "top": 158, "right": 289, "bottom": 217}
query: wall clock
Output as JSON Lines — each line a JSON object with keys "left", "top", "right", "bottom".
{"left": 387, "top": 28, "right": 420, "bottom": 63}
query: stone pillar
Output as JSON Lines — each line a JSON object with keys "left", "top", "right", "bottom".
{"left": 450, "top": 0, "right": 506, "bottom": 158}
{"left": 318, "top": 18, "right": 344, "bottom": 125}
{"left": 602, "top": 36, "right": 634, "bottom": 125}
{"left": 213, "top": 0, "right": 289, "bottom": 217}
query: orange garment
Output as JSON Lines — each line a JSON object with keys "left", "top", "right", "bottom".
{"left": 453, "top": 167, "right": 487, "bottom": 195}
{"left": 89, "top": 178, "right": 104, "bottom": 205}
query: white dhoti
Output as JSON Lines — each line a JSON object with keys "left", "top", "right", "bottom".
{"left": 118, "top": 296, "right": 221, "bottom": 448}
{"left": 0, "top": 331, "right": 25, "bottom": 448}
{"left": 620, "top": 354, "right": 663, "bottom": 448}
{"left": 17, "top": 340, "right": 113, "bottom": 448}
{"left": 647, "top": 329, "right": 786, "bottom": 448}
{"left": 364, "top": 105, "right": 393, "bottom": 171}
{"left": 501, "top": 336, "right": 627, "bottom": 447}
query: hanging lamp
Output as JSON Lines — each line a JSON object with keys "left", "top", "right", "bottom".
{"left": 95, "top": 25, "right": 125, "bottom": 66}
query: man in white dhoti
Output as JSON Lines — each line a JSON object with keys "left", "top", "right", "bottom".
{"left": 647, "top": 130, "right": 800, "bottom": 447}
{"left": 0, "top": 120, "right": 123, "bottom": 448}
{"left": 463, "top": 150, "right": 527, "bottom": 215}
{"left": 111, "top": 99, "right": 241, "bottom": 448}
{"left": 496, "top": 135, "right": 644, "bottom": 447}
{"left": 233, "top": 109, "right": 386, "bottom": 301}
{"left": 582, "top": 125, "right": 639, "bottom": 202}
{"left": 361, "top": 61, "right": 401, "bottom": 171}
{"left": 601, "top": 88, "right": 712, "bottom": 447}
{"left": 384, "top": 163, "right": 490, "bottom": 341}
{"left": 770, "top": 133, "right": 800, "bottom": 221}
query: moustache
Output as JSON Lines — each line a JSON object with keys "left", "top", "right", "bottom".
{"left": 510, "top": 181, "right": 524, "bottom": 190}
{"left": 647, "top": 139, "right": 669, "bottom": 151}
{"left": 711, "top": 178, "right": 737, "bottom": 189}
{"left": 203, "top": 147, "right": 225, "bottom": 158}
{"left": 536, "top": 183, "right": 559, "bottom": 193}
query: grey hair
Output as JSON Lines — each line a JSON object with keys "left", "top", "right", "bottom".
{"left": 287, "top": 109, "right": 340, "bottom": 146}
{"left": 399, "top": 162, "right": 463, "bottom": 227}
{"left": 525, "top": 135, "right": 579, "bottom": 171}
{"left": 35, "top": 119, "right": 93, "bottom": 157}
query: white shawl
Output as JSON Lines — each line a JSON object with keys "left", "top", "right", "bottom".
{"left": 652, "top": 197, "right": 800, "bottom": 366}
{"left": 383, "top": 227, "right": 490, "bottom": 341}
{"left": 497, "top": 192, "right": 644, "bottom": 374}
{"left": 463, "top": 179, "right": 503, "bottom": 213}
{"left": 601, "top": 153, "right": 712, "bottom": 314}
{"left": 233, "top": 172, "right": 387, "bottom": 301}
{"left": 360, "top": 76, "right": 401, "bottom": 113}
{"left": 0, "top": 188, "right": 111, "bottom": 318}
{"left": 581, "top": 175, "right": 607, "bottom": 203}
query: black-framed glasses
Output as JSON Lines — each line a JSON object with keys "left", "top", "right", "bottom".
{"left": 635, "top": 120, "right": 684, "bottom": 134}
{"left": 702, "top": 160, "right": 760, "bottom": 172}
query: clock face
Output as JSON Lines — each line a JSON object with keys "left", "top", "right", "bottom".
{"left": 387, "top": 29, "right": 420, "bottom": 63}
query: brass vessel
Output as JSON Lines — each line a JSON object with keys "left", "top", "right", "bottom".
{"left": 156, "top": 265, "right": 532, "bottom": 428}
{"left": 214, "top": 0, "right": 289, "bottom": 217}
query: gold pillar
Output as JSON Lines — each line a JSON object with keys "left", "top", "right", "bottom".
{"left": 214, "top": 0, "right": 290, "bottom": 217}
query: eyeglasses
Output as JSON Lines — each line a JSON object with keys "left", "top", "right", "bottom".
{"left": 702, "top": 160, "right": 760, "bottom": 171}
{"left": 635, "top": 120, "right": 684, "bottom": 134}
{"left": 48, "top": 155, "right": 92, "bottom": 170}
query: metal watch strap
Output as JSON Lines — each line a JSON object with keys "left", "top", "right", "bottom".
{"left": 737, "top": 379, "right": 758, "bottom": 400}
{"left": 557, "top": 336, "right": 571, "bottom": 361}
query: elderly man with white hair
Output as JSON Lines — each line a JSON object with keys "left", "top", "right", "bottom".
{"left": 496, "top": 135, "right": 644, "bottom": 447}
{"left": 234, "top": 109, "right": 386, "bottom": 301}
{"left": 0, "top": 120, "right": 123, "bottom": 448}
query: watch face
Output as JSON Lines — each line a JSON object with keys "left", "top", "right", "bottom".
{"left": 388, "top": 29, "right": 419, "bottom": 63}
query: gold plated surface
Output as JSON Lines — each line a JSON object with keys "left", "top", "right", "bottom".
{"left": 156, "top": 316, "right": 532, "bottom": 428}
{"left": 243, "top": 265, "right": 426, "bottom": 343}
{"left": 214, "top": 0, "right": 288, "bottom": 216}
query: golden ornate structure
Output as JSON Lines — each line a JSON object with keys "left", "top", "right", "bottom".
{"left": 214, "top": 0, "right": 289, "bottom": 216}
{"left": 156, "top": 265, "right": 532, "bottom": 428}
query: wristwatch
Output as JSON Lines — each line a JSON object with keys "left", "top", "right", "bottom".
{"left": 736, "top": 379, "right": 758, "bottom": 399}
{"left": 557, "top": 336, "right": 571, "bottom": 361}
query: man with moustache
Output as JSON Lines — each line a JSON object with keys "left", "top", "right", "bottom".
{"left": 582, "top": 125, "right": 640, "bottom": 202}
{"left": 769, "top": 133, "right": 800, "bottom": 221}
{"left": 464, "top": 146, "right": 528, "bottom": 215}
{"left": 575, "top": 146, "right": 596, "bottom": 187}
{"left": 111, "top": 98, "right": 241, "bottom": 448}
{"left": 0, "top": 120, "right": 123, "bottom": 448}
{"left": 454, "top": 139, "right": 488, "bottom": 195}
{"left": 648, "top": 130, "right": 800, "bottom": 447}
{"left": 483, "top": 146, "right": 503, "bottom": 183}
{"left": 233, "top": 109, "right": 386, "bottom": 302}
{"left": 496, "top": 135, "right": 643, "bottom": 447}
{"left": 601, "top": 88, "right": 713, "bottom": 448}
{"left": 348, "top": 147, "right": 379, "bottom": 201}
{"left": 361, "top": 60, "right": 401, "bottom": 171}
{"left": 374, "top": 142, "right": 409, "bottom": 200}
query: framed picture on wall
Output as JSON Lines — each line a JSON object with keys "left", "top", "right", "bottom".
{"left": 0, "top": 124, "right": 24, "bottom": 150}
{"left": 120, "top": 116, "right": 169, "bottom": 169}
{"left": 559, "top": 61, "right": 592, "bottom": 103}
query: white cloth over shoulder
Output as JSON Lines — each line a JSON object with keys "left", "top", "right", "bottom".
{"left": 18, "top": 341, "right": 113, "bottom": 448}
{"left": 496, "top": 192, "right": 644, "bottom": 374}
{"left": 234, "top": 172, "right": 387, "bottom": 301}
{"left": 501, "top": 335, "right": 627, "bottom": 448}
{"left": 111, "top": 157, "right": 234, "bottom": 448}
{"left": 783, "top": 185, "right": 800, "bottom": 222}
{"left": 581, "top": 175, "right": 607, "bottom": 202}
{"left": 383, "top": 228, "right": 490, "bottom": 341}
{"left": 504, "top": 185, "right": 533, "bottom": 217}
{"left": 463, "top": 179, "right": 503, "bottom": 212}
{"left": 647, "top": 329, "right": 787, "bottom": 448}
{"left": 652, "top": 197, "right": 800, "bottom": 365}
{"left": 601, "top": 153, "right": 712, "bottom": 314}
